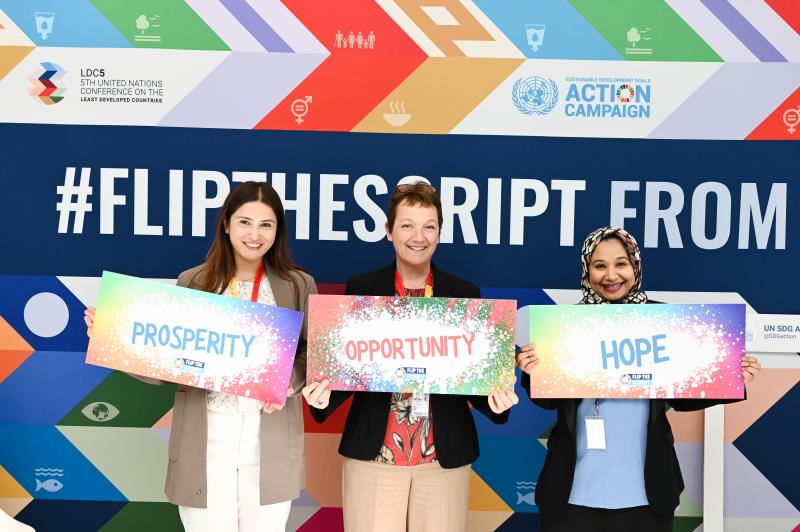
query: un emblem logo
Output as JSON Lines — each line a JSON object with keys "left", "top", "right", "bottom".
{"left": 512, "top": 76, "right": 558, "bottom": 116}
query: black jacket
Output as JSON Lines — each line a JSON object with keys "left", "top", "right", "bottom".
{"left": 309, "top": 262, "right": 509, "bottom": 468}
{"left": 522, "top": 301, "right": 743, "bottom": 517}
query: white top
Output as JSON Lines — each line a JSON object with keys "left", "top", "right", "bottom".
{"left": 206, "top": 275, "right": 278, "bottom": 414}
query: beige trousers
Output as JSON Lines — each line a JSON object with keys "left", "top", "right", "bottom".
{"left": 342, "top": 458, "right": 471, "bottom": 532}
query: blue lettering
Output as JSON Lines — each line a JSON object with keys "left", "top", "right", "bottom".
{"left": 226, "top": 334, "right": 238, "bottom": 357}
{"left": 181, "top": 328, "right": 195, "bottom": 350}
{"left": 601, "top": 334, "right": 670, "bottom": 368}
{"left": 619, "top": 338, "right": 636, "bottom": 366}
{"left": 601, "top": 339, "right": 619, "bottom": 370}
{"left": 581, "top": 83, "right": 595, "bottom": 102}
{"left": 195, "top": 329, "right": 207, "bottom": 352}
{"left": 144, "top": 323, "right": 157, "bottom": 347}
{"left": 566, "top": 83, "right": 580, "bottom": 101}
{"left": 636, "top": 84, "right": 651, "bottom": 103}
{"left": 170, "top": 326, "right": 183, "bottom": 348}
{"left": 131, "top": 322, "right": 144, "bottom": 344}
{"left": 158, "top": 325, "right": 170, "bottom": 346}
{"left": 207, "top": 331, "right": 220, "bottom": 354}
{"left": 634, "top": 337, "right": 651, "bottom": 366}
{"left": 241, "top": 334, "right": 255, "bottom": 358}
{"left": 652, "top": 334, "right": 669, "bottom": 364}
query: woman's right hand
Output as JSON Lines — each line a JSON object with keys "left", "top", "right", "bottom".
{"left": 84, "top": 307, "right": 96, "bottom": 338}
{"left": 516, "top": 343, "right": 539, "bottom": 374}
{"left": 302, "top": 379, "right": 331, "bottom": 410}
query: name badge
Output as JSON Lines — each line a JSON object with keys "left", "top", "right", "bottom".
{"left": 585, "top": 416, "right": 606, "bottom": 450}
{"left": 411, "top": 393, "right": 430, "bottom": 418}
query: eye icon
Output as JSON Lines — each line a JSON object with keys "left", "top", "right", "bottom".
{"left": 81, "top": 402, "right": 120, "bottom": 422}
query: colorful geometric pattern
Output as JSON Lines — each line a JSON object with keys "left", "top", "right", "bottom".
{"left": 0, "top": 0, "right": 797, "bottom": 138}
{"left": 1, "top": 277, "right": 796, "bottom": 531}
{"left": 29, "top": 61, "right": 65, "bottom": 105}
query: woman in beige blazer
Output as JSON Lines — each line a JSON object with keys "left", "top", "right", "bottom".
{"left": 85, "top": 181, "right": 317, "bottom": 532}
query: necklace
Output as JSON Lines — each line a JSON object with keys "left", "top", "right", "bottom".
{"left": 229, "top": 263, "right": 265, "bottom": 301}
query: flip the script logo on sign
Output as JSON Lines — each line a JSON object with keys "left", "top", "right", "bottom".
{"left": 307, "top": 295, "right": 516, "bottom": 395}
{"left": 529, "top": 304, "right": 746, "bottom": 399}
{"left": 86, "top": 272, "right": 304, "bottom": 404}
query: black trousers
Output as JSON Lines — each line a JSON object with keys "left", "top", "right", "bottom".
{"left": 540, "top": 504, "right": 674, "bottom": 532}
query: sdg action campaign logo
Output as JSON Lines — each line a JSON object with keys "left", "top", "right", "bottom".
{"left": 512, "top": 76, "right": 559, "bottom": 116}
{"left": 30, "top": 61, "right": 66, "bottom": 105}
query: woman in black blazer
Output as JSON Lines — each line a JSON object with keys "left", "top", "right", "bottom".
{"left": 302, "top": 182, "right": 518, "bottom": 532}
{"left": 516, "top": 226, "right": 761, "bottom": 532}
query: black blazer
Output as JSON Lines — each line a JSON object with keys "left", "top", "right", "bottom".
{"left": 522, "top": 299, "right": 743, "bottom": 517}
{"left": 309, "top": 262, "right": 510, "bottom": 468}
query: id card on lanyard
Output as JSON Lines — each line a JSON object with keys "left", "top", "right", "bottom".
{"left": 585, "top": 398, "right": 607, "bottom": 450}
{"left": 396, "top": 269, "right": 433, "bottom": 417}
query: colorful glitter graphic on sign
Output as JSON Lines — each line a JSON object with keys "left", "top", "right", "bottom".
{"left": 529, "top": 304, "right": 746, "bottom": 399}
{"left": 307, "top": 295, "right": 516, "bottom": 395}
{"left": 86, "top": 271, "right": 304, "bottom": 403}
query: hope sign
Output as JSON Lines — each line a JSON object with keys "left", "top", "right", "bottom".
{"left": 600, "top": 334, "right": 670, "bottom": 369}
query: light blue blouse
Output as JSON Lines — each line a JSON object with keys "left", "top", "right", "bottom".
{"left": 568, "top": 398, "right": 650, "bottom": 509}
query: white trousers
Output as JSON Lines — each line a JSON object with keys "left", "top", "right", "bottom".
{"left": 179, "top": 410, "right": 291, "bottom": 532}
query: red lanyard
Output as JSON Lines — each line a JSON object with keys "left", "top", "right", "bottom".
{"left": 230, "top": 262, "right": 265, "bottom": 302}
{"left": 249, "top": 262, "right": 265, "bottom": 302}
{"left": 395, "top": 270, "right": 433, "bottom": 297}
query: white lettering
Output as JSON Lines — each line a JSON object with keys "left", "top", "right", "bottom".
{"left": 191, "top": 170, "right": 230, "bottom": 237}
{"left": 644, "top": 182, "right": 684, "bottom": 248}
{"left": 100, "top": 168, "right": 128, "bottom": 234}
{"left": 738, "top": 183, "right": 786, "bottom": 249}
{"left": 509, "top": 179, "right": 549, "bottom": 246}
{"left": 353, "top": 174, "right": 387, "bottom": 242}
{"left": 440, "top": 177, "right": 479, "bottom": 245}
{"left": 319, "top": 173, "right": 348, "bottom": 241}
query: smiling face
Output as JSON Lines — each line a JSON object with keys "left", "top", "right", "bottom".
{"left": 587, "top": 237, "right": 635, "bottom": 302}
{"left": 226, "top": 201, "right": 277, "bottom": 267}
{"left": 386, "top": 201, "right": 439, "bottom": 271}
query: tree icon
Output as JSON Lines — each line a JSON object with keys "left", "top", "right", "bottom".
{"left": 136, "top": 15, "right": 149, "bottom": 34}
{"left": 627, "top": 27, "right": 641, "bottom": 47}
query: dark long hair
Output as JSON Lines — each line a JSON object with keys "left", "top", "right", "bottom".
{"left": 201, "top": 182, "right": 305, "bottom": 306}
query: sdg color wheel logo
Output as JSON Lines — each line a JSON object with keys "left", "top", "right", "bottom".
{"left": 512, "top": 76, "right": 558, "bottom": 116}
{"left": 30, "top": 61, "right": 66, "bottom": 105}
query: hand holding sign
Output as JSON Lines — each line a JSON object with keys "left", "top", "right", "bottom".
{"left": 84, "top": 307, "right": 95, "bottom": 337}
{"left": 302, "top": 379, "right": 332, "bottom": 410}
{"left": 516, "top": 343, "right": 539, "bottom": 374}
{"left": 741, "top": 356, "right": 761, "bottom": 383}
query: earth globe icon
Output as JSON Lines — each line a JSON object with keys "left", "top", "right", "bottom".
{"left": 512, "top": 76, "right": 559, "bottom": 116}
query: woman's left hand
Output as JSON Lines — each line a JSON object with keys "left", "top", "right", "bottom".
{"left": 741, "top": 356, "right": 761, "bottom": 383}
{"left": 488, "top": 385, "right": 519, "bottom": 414}
{"left": 262, "top": 386, "right": 294, "bottom": 413}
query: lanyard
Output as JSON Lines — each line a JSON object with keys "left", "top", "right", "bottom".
{"left": 395, "top": 269, "right": 433, "bottom": 298}
{"left": 229, "top": 262, "right": 265, "bottom": 302}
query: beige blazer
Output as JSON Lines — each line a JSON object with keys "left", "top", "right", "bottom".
{"left": 152, "top": 262, "right": 316, "bottom": 507}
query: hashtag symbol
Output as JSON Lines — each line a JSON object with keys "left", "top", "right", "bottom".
{"left": 56, "top": 167, "right": 93, "bottom": 234}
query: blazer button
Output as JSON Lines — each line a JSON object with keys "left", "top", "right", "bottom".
{"left": 196, "top": 489, "right": 202, "bottom": 495}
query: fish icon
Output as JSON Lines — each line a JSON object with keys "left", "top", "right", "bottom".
{"left": 517, "top": 491, "right": 536, "bottom": 505}
{"left": 35, "top": 478, "right": 63, "bottom": 492}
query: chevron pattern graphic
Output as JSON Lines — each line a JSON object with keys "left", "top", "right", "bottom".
{"left": 0, "top": 0, "right": 797, "bottom": 138}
